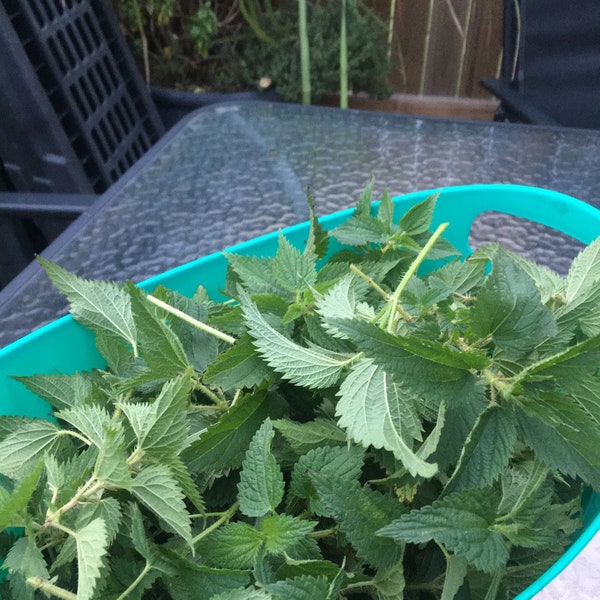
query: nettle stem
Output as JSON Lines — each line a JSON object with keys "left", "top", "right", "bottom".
{"left": 46, "top": 477, "right": 104, "bottom": 525}
{"left": 146, "top": 294, "right": 236, "bottom": 345}
{"left": 191, "top": 501, "right": 240, "bottom": 546}
{"left": 26, "top": 577, "right": 76, "bottom": 600}
{"left": 387, "top": 222, "right": 449, "bottom": 333}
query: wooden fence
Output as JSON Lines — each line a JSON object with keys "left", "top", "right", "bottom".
{"left": 370, "top": 0, "right": 503, "bottom": 99}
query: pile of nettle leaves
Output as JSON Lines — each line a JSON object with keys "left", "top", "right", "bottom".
{"left": 1, "top": 184, "right": 600, "bottom": 600}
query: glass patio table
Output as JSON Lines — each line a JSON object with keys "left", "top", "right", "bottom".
{"left": 1, "top": 101, "right": 599, "bottom": 598}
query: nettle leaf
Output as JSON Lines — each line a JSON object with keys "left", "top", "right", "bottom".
{"left": 164, "top": 290, "right": 220, "bottom": 373}
{"left": 74, "top": 517, "right": 109, "bottom": 600}
{"left": 225, "top": 253, "right": 286, "bottom": 297}
{"left": 12, "top": 371, "right": 94, "bottom": 411}
{"left": 444, "top": 404, "right": 518, "bottom": 495}
{"left": 0, "top": 419, "right": 61, "bottom": 478}
{"left": 555, "top": 284, "right": 600, "bottom": 337}
{"left": 183, "top": 388, "right": 272, "bottom": 472}
{"left": 311, "top": 472, "right": 406, "bottom": 569}
{"left": 290, "top": 445, "right": 365, "bottom": 514}
{"left": 565, "top": 236, "right": 600, "bottom": 302}
{"left": 39, "top": 256, "right": 137, "bottom": 352}
{"left": 204, "top": 334, "right": 272, "bottom": 391}
{"left": 470, "top": 249, "right": 558, "bottom": 357}
{"left": 240, "top": 289, "right": 355, "bottom": 389}
{"left": 96, "top": 329, "right": 133, "bottom": 375}
{"left": 331, "top": 318, "right": 480, "bottom": 406}
{"left": 0, "top": 461, "right": 44, "bottom": 530}
{"left": 128, "top": 502, "right": 175, "bottom": 575}
{"left": 378, "top": 487, "right": 508, "bottom": 574}
{"left": 399, "top": 192, "right": 438, "bottom": 236}
{"left": 56, "top": 404, "right": 111, "bottom": 448}
{"left": 199, "top": 521, "right": 265, "bottom": 569}
{"left": 316, "top": 274, "right": 368, "bottom": 338}
{"left": 336, "top": 358, "right": 439, "bottom": 478}
{"left": 304, "top": 188, "right": 329, "bottom": 260}
{"left": 272, "top": 232, "right": 318, "bottom": 293}
{"left": 266, "top": 574, "right": 331, "bottom": 600}
{"left": 2, "top": 535, "right": 49, "bottom": 600}
{"left": 94, "top": 423, "right": 132, "bottom": 489}
{"left": 498, "top": 458, "right": 550, "bottom": 519}
{"left": 272, "top": 418, "right": 346, "bottom": 455}
{"left": 238, "top": 419, "right": 285, "bottom": 517}
{"left": 331, "top": 211, "right": 390, "bottom": 246}
{"left": 260, "top": 514, "right": 316, "bottom": 555}
{"left": 121, "top": 373, "right": 192, "bottom": 454}
{"left": 372, "top": 560, "right": 406, "bottom": 600}
{"left": 127, "top": 282, "right": 191, "bottom": 378}
{"left": 131, "top": 464, "right": 192, "bottom": 548}
{"left": 519, "top": 405, "right": 600, "bottom": 489}
{"left": 426, "top": 258, "right": 486, "bottom": 297}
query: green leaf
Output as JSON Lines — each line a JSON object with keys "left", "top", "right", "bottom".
{"left": 372, "top": 560, "right": 406, "bottom": 600}
{"left": 336, "top": 358, "right": 439, "bottom": 478}
{"left": 272, "top": 418, "right": 346, "bottom": 455}
{"left": 96, "top": 329, "right": 133, "bottom": 375}
{"left": 441, "top": 555, "right": 468, "bottom": 600}
{"left": 128, "top": 502, "right": 175, "bottom": 575}
{"left": 470, "top": 249, "right": 558, "bottom": 356}
{"left": 260, "top": 514, "right": 316, "bottom": 555}
{"left": 399, "top": 192, "right": 438, "bottom": 236}
{"left": 240, "top": 289, "right": 354, "bottom": 389}
{"left": 0, "top": 420, "right": 61, "bottom": 478}
{"left": 565, "top": 236, "right": 600, "bottom": 302}
{"left": 331, "top": 318, "right": 480, "bottom": 407}
{"left": 426, "top": 258, "right": 486, "bottom": 297}
{"left": 94, "top": 423, "right": 132, "bottom": 489}
{"left": 444, "top": 405, "right": 518, "bottom": 495}
{"left": 266, "top": 574, "right": 332, "bottom": 600}
{"left": 160, "top": 546, "right": 250, "bottom": 599}
{"left": 127, "top": 282, "right": 191, "bottom": 378}
{"left": 74, "top": 517, "right": 109, "bottom": 600}
{"left": 225, "top": 253, "right": 286, "bottom": 297}
{"left": 378, "top": 487, "right": 508, "bottom": 574}
{"left": 331, "top": 211, "right": 389, "bottom": 246}
{"left": 316, "top": 274, "right": 368, "bottom": 338}
{"left": 56, "top": 404, "right": 111, "bottom": 448}
{"left": 194, "top": 586, "right": 267, "bottom": 600}
{"left": 131, "top": 464, "right": 192, "bottom": 547}
{"left": 182, "top": 388, "right": 272, "bottom": 472}
{"left": 238, "top": 419, "right": 285, "bottom": 517}
{"left": 2, "top": 535, "right": 49, "bottom": 600}
{"left": 304, "top": 188, "right": 329, "bottom": 260}
{"left": 39, "top": 256, "right": 138, "bottom": 351}
{"left": 198, "top": 521, "right": 265, "bottom": 569}
{"left": 204, "top": 334, "right": 272, "bottom": 391}
{"left": 121, "top": 373, "right": 191, "bottom": 454}
{"left": 272, "top": 233, "right": 318, "bottom": 293}
{"left": 12, "top": 371, "right": 94, "bottom": 411}
{"left": 290, "top": 445, "right": 365, "bottom": 514}
{"left": 498, "top": 458, "right": 550, "bottom": 519}
{"left": 0, "top": 462, "right": 44, "bottom": 530}
{"left": 311, "top": 472, "right": 406, "bottom": 569}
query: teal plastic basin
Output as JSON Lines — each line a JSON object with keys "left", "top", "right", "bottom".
{"left": 1, "top": 183, "right": 599, "bottom": 598}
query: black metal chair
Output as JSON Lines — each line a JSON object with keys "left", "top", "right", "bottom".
{"left": 0, "top": 0, "right": 275, "bottom": 288}
{"left": 481, "top": 0, "right": 600, "bottom": 129}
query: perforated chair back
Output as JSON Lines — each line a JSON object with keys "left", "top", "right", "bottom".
{"left": 0, "top": 0, "right": 165, "bottom": 194}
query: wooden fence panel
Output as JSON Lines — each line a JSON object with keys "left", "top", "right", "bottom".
{"left": 370, "top": 0, "right": 502, "bottom": 98}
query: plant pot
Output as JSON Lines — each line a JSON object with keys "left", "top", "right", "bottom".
{"left": 1, "top": 183, "right": 599, "bottom": 598}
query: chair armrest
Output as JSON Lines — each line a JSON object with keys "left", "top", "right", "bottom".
{"left": 0, "top": 192, "right": 97, "bottom": 217}
{"left": 480, "top": 78, "right": 561, "bottom": 126}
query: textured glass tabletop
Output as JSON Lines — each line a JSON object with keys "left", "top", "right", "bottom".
{"left": 2, "top": 101, "right": 600, "bottom": 349}
{"left": 1, "top": 102, "right": 600, "bottom": 598}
